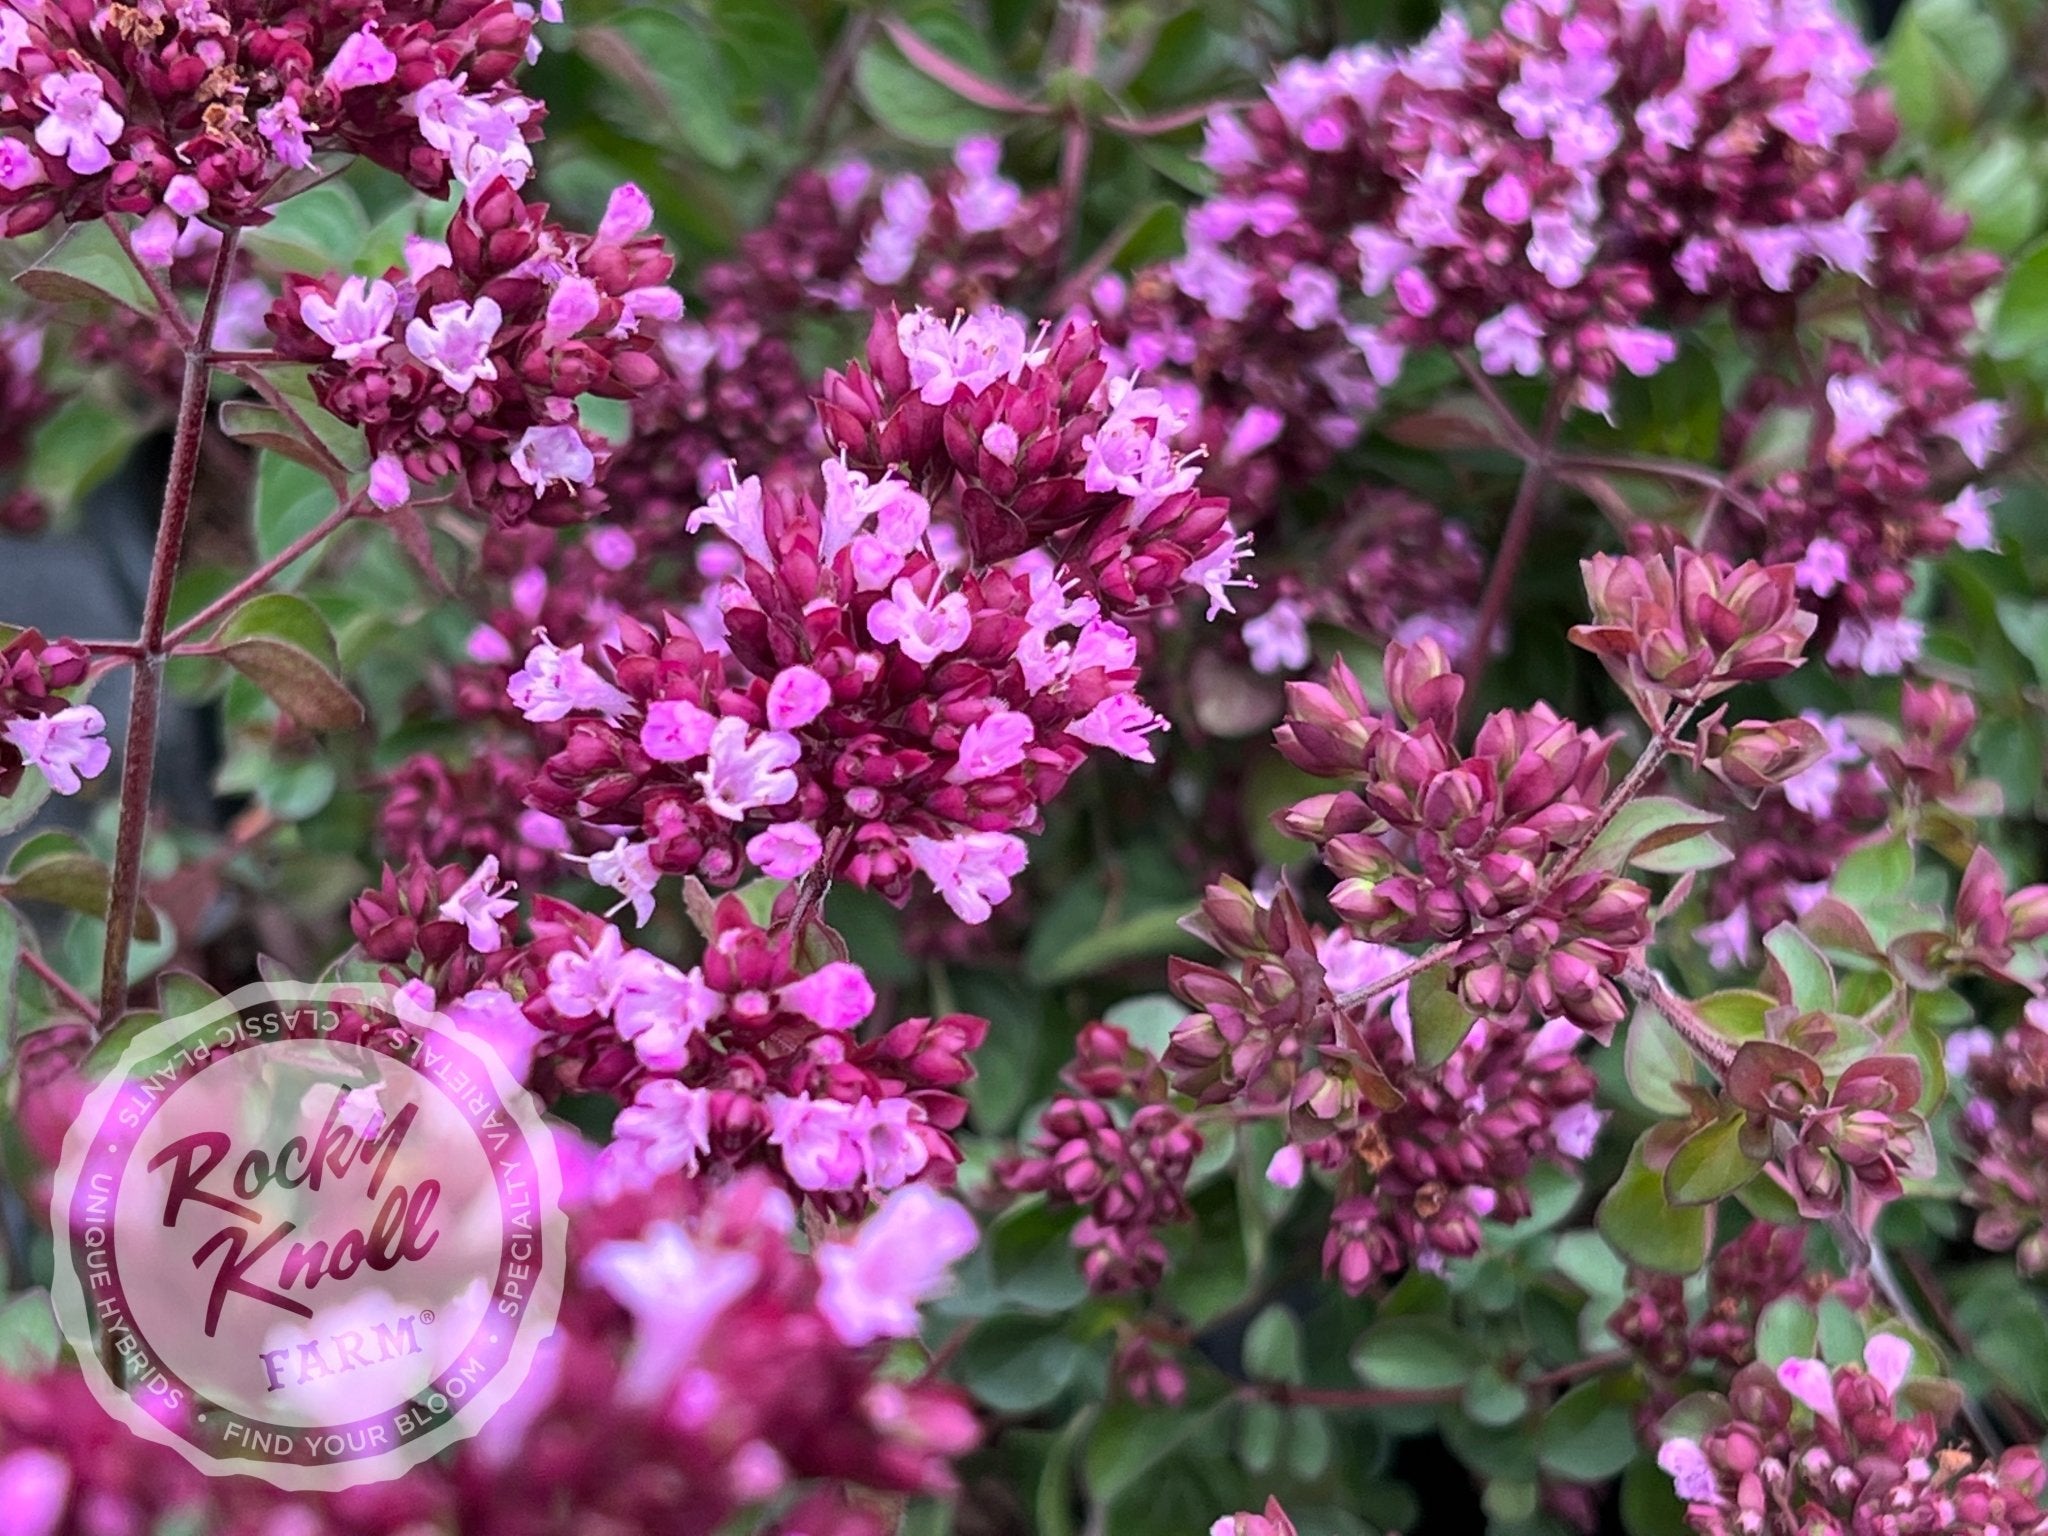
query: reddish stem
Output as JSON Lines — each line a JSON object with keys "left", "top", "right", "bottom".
{"left": 1460, "top": 393, "right": 1561, "bottom": 716}
{"left": 785, "top": 827, "right": 852, "bottom": 941}
{"left": 23, "top": 950, "right": 94, "bottom": 1020}
{"left": 97, "top": 229, "right": 241, "bottom": 1028}
{"left": 163, "top": 497, "right": 359, "bottom": 649}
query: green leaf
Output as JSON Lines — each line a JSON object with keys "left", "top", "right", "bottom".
{"left": 1102, "top": 993, "right": 1186, "bottom": 1057}
{"left": 1597, "top": 1136, "right": 1712, "bottom": 1274}
{"left": 216, "top": 746, "right": 338, "bottom": 821}
{"left": 1972, "top": 1294, "right": 2048, "bottom": 1417}
{"left": 1237, "top": 1398, "right": 1283, "bottom": 1474}
{"left": 251, "top": 450, "right": 342, "bottom": 572}
{"left": 0, "top": 1290, "right": 60, "bottom": 1373}
{"left": 0, "top": 902, "right": 20, "bottom": 1046}
{"left": 1350, "top": 1316, "right": 1477, "bottom": 1392}
{"left": 588, "top": 11, "right": 745, "bottom": 170}
{"left": 1244, "top": 1305, "right": 1303, "bottom": 1384}
{"left": 1816, "top": 1295, "right": 1868, "bottom": 1368}
{"left": 1996, "top": 244, "right": 2048, "bottom": 369}
{"left": 950, "top": 969, "right": 1042, "bottom": 1135}
{"left": 1538, "top": 1378, "right": 1638, "bottom": 1481}
{"left": 1083, "top": 1399, "right": 1223, "bottom": 1507}
{"left": 220, "top": 404, "right": 355, "bottom": 483}
{"left": 157, "top": 970, "right": 224, "bottom": 1020}
{"left": 0, "top": 773, "right": 51, "bottom": 839}
{"left": 1407, "top": 964, "right": 1477, "bottom": 1070}
{"left": 1035, "top": 1406, "right": 1091, "bottom": 1536}
{"left": 1831, "top": 835, "right": 1914, "bottom": 909}
{"left": 1625, "top": 1003, "right": 1699, "bottom": 1116}
{"left": 1620, "top": 1452, "right": 1692, "bottom": 1536}
{"left": 1579, "top": 796, "right": 1724, "bottom": 874}
{"left": 1, "top": 839, "right": 157, "bottom": 940}
{"left": 1755, "top": 1295, "right": 1818, "bottom": 1368}
{"left": 1024, "top": 900, "right": 1197, "bottom": 985}
{"left": 711, "top": 0, "right": 822, "bottom": 103}
{"left": 4, "top": 850, "right": 110, "bottom": 920}
{"left": 241, "top": 184, "right": 370, "bottom": 274}
{"left": 1883, "top": 0, "right": 2006, "bottom": 143}
{"left": 954, "top": 1316, "right": 1085, "bottom": 1413}
{"left": 854, "top": 40, "right": 1005, "bottom": 148}
{"left": 260, "top": 367, "right": 373, "bottom": 473}
{"left": 1693, "top": 989, "right": 1773, "bottom": 1041}
{"left": 1947, "top": 134, "right": 2043, "bottom": 253}
{"left": 1463, "top": 1366, "right": 1531, "bottom": 1428}
{"left": 1662, "top": 1115, "right": 1761, "bottom": 1206}
{"left": 1763, "top": 924, "right": 1836, "bottom": 1011}
{"left": 12, "top": 221, "right": 154, "bottom": 311}
{"left": 1631, "top": 831, "right": 1733, "bottom": 875}
{"left": 26, "top": 397, "right": 144, "bottom": 517}
{"left": 215, "top": 594, "right": 365, "bottom": 731}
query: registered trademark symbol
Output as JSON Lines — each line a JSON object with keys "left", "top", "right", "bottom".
{"left": 419, "top": 1308, "right": 435, "bottom": 1325}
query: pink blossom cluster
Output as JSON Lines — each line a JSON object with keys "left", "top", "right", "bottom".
{"left": 1657, "top": 1340, "right": 2048, "bottom": 1536}
{"left": 508, "top": 306, "right": 1236, "bottom": 924}
{"left": 995, "top": 1021, "right": 1204, "bottom": 1292}
{"left": 268, "top": 178, "right": 675, "bottom": 526}
{"left": 1691, "top": 715, "right": 1884, "bottom": 970}
{"left": 604, "top": 318, "right": 820, "bottom": 551}
{"left": 1733, "top": 181, "right": 2005, "bottom": 666}
{"left": 707, "top": 140, "right": 1061, "bottom": 322}
{"left": 1147, "top": 0, "right": 2001, "bottom": 652}
{"left": 376, "top": 742, "right": 567, "bottom": 888}
{"left": 603, "top": 138, "right": 1062, "bottom": 551}
{"left": 0, "top": 1164, "right": 981, "bottom": 1536}
{"left": 1078, "top": 264, "right": 1378, "bottom": 522}
{"left": 820, "top": 305, "right": 1244, "bottom": 614}
{"left": 1236, "top": 486, "right": 1490, "bottom": 679}
{"left": 1177, "top": 0, "right": 1887, "bottom": 412}
{"left": 1212, "top": 1499, "right": 1298, "bottom": 1536}
{"left": 1611, "top": 1223, "right": 1871, "bottom": 1430}
{"left": 1310, "top": 932, "right": 1601, "bottom": 1290}
{"left": 0, "top": 1358, "right": 205, "bottom": 1536}
{"left": 1162, "top": 882, "right": 1602, "bottom": 1290}
{"left": 0, "top": 0, "right": 547, "bottom": 239}
{"left": 0, "top": 628, "right": 107, "bottom": 799}
{"left": 348, "top": 857, "right": 989, "bottom": 1207}
{"left": 1275, "top": 639, "right": 1651, "bottom": 1031}
{"left": 448, "top": 521, "right": 672, "bottom": 722}
{"left": 1309, "top": 487, "right": 1486, "bottom": 655}
{"left": 445, "top": 1165, "right": 979, "bottom": 1536}
{"left": 0, "top": 320, "right": 51, "bottom": 532}
{"left": 1954, "top": 1008, "right": 2048, "bottom": 1276}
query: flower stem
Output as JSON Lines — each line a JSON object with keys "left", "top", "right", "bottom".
{"left": 1856, "top": 1231, "right": 2004, "bottom": 1453}
{"left": 23, "top": 950, "right": 94, "bottom": 1020}
{"left": 163, "top": 497, "right": 359, "bottom": 649}
{"left": 1334, "top": 940, "right": 1461, "bottom": 1011}
{"left": 786, "top": 826, "right": 852, "bottom": 942}
{"left": 1618, "top": 962, "right": 1738, "bottom": 1075}
{"left": 96, "top": 230, "right": 241, "bottom": 1030}
{"left": 1460, "top": 390, "right": 1561, "bottom": 716}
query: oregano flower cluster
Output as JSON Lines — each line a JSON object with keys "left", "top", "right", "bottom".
{"left": 269, "top": 178, "right": 676, "bottom": 526}
{"left": 1138, "top": 0, "right": 2003, "bottom": 659}
{"left": 511, "top": 303, "right": 1241, "bottom": 924}
{"left": 348, "top": 856, "right": 987, "bottom": 1205}
{"left": 1657, "top": 1340, "right": 2048, "bottom": 1536}
{"left": 0, "top": 0, "right": 544, "bottom": 236}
